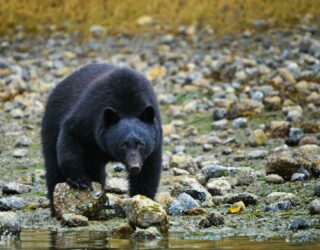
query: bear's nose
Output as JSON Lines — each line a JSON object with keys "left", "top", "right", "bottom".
{"left": 129, "top": 165, "right": 141, "bottom": 175}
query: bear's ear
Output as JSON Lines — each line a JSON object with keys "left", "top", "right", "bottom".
{"left": 104, "top": 107, "right": 120, "bottom": 126}
{"left": 139, "top": 105, "right": 155, "bottom": 123}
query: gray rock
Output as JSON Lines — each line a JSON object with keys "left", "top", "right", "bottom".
{"left": 199, "top": 211, "right": 224, "bottom": 228}
{"left": 14, "top": 135, "right": 33, "bottom": 147}
{"left": 170, "top": 176, "right": 212, "bottom": 202}
{"left": 2, "top": 182, "right": 32, "bottom": 195}
{"left": 53, "top": 182, "right": 106, "bottom": 220}
{"left": 12, "top": 148, "right": 28, "bottom": 158}
{"left": 264, "top": 200, "right": 291, "bottom": 212}
{"left": 105, "top": 177, "right": 128, "bottom": 194}
{"left": 167, "top": 193, "right": 200, "bottom": 216}
{"left": 309, "top": 199, "right": 320, "bottom": 215}
{"left": 173, "top": 145, "right": 186, "bottom": 154}
{"left": 201, "top": 164, "right": 228, "bottom": 180}
{"left": 212, "top": 119, "right": 228, "bottom": 130}
{"left": 0, "top": 197, "right": 26, "bottom": 211}
{"left": 290, "top": 217, "right": 309, "bottom": 230}
{"left": 248, "top": 129, "right": 267, "bottom": 147}
{"left": 212, "top": 108, "right": 227, "bottom": 121}
{"left": 232, "top": 117, "right": 248, "bottom": 129}
{"left": 61, "top": 213, "right": 89, "bottom": 227}
{"left": 170, "top": 153, "right": 197, "bottom": 175}
{"left": 265, "top": 192, "right": 299, "bottom": 206}
{"left": 248, "top": 150, "right": 268, "bottom": 159}
{"left": 0, "top": 212, "right": 20, "bottom": 236}
{"left": 89, "top": 25, "right": 107, "bottom": 39}
{"left": 10, "top": 108, "right": 24, "bottom": 119}
{"left": 291, "top": 173, "right": 307, "bottom": 182}
{"left": 206, "top": 179, "right": 231, "bottom": 195}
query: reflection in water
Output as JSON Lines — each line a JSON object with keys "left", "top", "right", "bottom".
{"left": 0, "top": 229, "right": 319, "bottom": 250}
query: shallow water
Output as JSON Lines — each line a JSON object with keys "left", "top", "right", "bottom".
{"left": 1, "top": 230, "right": 320, "bottom": 250}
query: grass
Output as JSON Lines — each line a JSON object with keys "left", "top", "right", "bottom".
{"left": 0, "top": 0, "right": 319, "bottom": 39}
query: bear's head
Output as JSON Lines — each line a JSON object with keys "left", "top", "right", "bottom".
{"left": 97, "top": 105, "right": 157, "bottom": 175}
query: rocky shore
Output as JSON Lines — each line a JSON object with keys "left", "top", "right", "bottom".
{"left": 0, "top": 25, "right": 320, "bottom": 242}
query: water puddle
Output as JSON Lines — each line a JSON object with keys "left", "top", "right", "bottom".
{"left": 1, "top": 229, "right": 319, "bottom": 249}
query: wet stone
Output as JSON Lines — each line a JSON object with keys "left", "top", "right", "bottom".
{"left": 199, "top": 211, "right": 224, "bottom": 228}
{"left": 122, "top": 195, "right": 168, "bottom": 233}
{"left": 212, "top": 119, "right": 228, "bottom": 130}
{"left": 131, "top": 227, "right": 162, "bottom": 241}
{"left": 112, "top": 223, "right": 135, "bottom": 238}
{"left": 53, "top": 182, "right": 106, "bottom": 220}
{"left": 0, "top": 196, "right": 26, "bottom": 211}
{"left": 206, "top": 179, "right": 231, "bottom": 195}
{"left": 173, "top": 145, "right": 186, "bottom": 154}
{"left": 0, "top": 212, "right": 20, "bottom": 236}
{"left": 212, "top": 108, "right": 227, "bottom": 121}
{"left": 232, "top": 117, "right": 248, "bottom": 129}
{"left": 167, "top": 193, "right": 200, "bottom": 216}
{"left": 291, "top": 172, "right": 308, "bottom": 182}
{"left": 264, "top": 200, "right": 292, "bottom": 212}
{"left": 61, "top": 213, "right": 89, "bottom": 227}
{"left": 265, "top": 192, "right": 299, "bottom": 206}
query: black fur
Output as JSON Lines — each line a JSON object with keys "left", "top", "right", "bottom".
{"left": 41, "top": 64, "right": 162, "bottom": 213}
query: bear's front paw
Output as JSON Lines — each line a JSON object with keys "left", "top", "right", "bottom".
{"left": 66, "top": 177, "right": 92, "bottom": 190}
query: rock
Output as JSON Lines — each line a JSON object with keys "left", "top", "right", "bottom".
{"left": 155, "top": 193, "right": 174, "bottom": 209}
{"left": 172, "top": 167, "right": 190, "bottom": 176}
{"left": 201, "top": 164, "right": 229, "bottom": 180}
{"left": 170, "top": 176, "right": 212, "bottom": 202}
{"left": 232, "top": 117, "right": 248, "bottom": 129}
{"left": 199, "top": 211, "right": 224, "bottom": 228}
{"left": 285, "top": 128, "right": 304, "bottom": 146}
{"left": 122, "top": 195, "right": 168, "bottom": 233}
{"left": 105, "top": 193, "right": 125, "bottom": 218}
{"left": 264, "top": 200, "right": 292, "bottom": 212}
{"left": 265, "top": 174, "right": 284, "bottom": 184}
{"left": 132, "top": 227, "right": 161, "bottom": 241}
{"left": 264, "top": 96, "right": 281, "bottom": 110}
{"left": 315, "top": 182, "right": 320, "bottom": 197}
{"left": 228, "top": 201, "right": 245, "bottom": 214}
{"left": 105, "top": 178, "right": 128, "bottom": 194}
{"left": 202, "top": 143, "right": 214, "bottom": 151}
{"left": 212, "top": 119, "right": 228, "bottom": 130}
{"left": 265, "top": 192, "right": 299, "bottom": 206}
{"left": 265, "top": 150, "right": 320, "bottom": 180}
{"left": 167, "top": 193, "right": 200, "bottom": 216}
{"left": 212, "top": 108, "right": 227, "bottom": 121}
{"left": 299, "top": 144, "right": 320, "bottom": 155}
{"left": 248, "top": 150, "right": 268, "bottom": 159}
{"left": 53, "top": 182, "right": 106, "bottom": 220}
{"left": 2, "top": 182, "right": 31, "bottom": 195}
{"left": 14, "top": 135, "right": 32, "bottom": 147}
{"left": 10, "top": 108, "right": 24, "bottom": 119}
{"left": 224, "top": 192, "right": 258, "bottom": 206}
{"left": 12, "top": 148, "right": 28, "bottom": 158}
{"left": 61, "top": 213, "right": 89, "bottom": 227}
{"left": 170, "top": 153, "right": 197, "bottom": 174}
{"left": 291, "top": 173, "right": 307, "bottom": 182}
{"left": 89, "top": 25, "right": 107, "bottom": 39}
{"left": 229, "top": 99, "right": 263, "bottom": 118}
{"left": 309, "top": 199, "right": 320, "bottom": 215}
{"left": 290, "top": 217, "right": 309, "bottom": 230}
{"left": 0, "top": 197, "right": 26, "bottom": 211}
{"left": 206, "top": 179, "right": 231, "bottom": 195}
{"left": 112, "top": 223, "right": 135, "bottom": 238}
{"left": 299, "top": 136, "right": 320, "bottom": 146}
{"left": 228, "top": 167, "right": 257, "bottom": 186}
{"left": 269, "top": 121, "right": 290, "bottom": 138}
{"left": 0, "top": 212, "right": 20, "bottom": 236}
{"left": 173, "top": 145, "right": 186, "bottom": 154}
{"left": 248, "top": 129, "right": 267, "bottom": 147}
{"left": 186, "top": 207, "right": 207, "bottom": 216}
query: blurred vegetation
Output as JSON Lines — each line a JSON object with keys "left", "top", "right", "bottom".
{"left": 0, "top": 0, "right": 319, "bottom": 38}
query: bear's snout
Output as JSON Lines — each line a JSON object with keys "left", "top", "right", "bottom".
{"left": 125, "top": 149, "right": 142, "bottom": 175}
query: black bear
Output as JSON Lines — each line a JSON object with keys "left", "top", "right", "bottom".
{"left": 41, "top": 64, "right": 162, "bottom": 214}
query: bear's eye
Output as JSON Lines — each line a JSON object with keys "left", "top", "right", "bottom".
{"left": 119, "top": 143, "right": 127, "bottom": 151}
